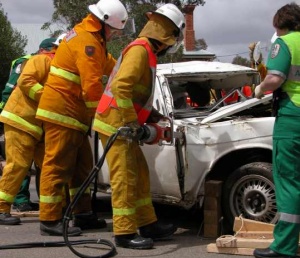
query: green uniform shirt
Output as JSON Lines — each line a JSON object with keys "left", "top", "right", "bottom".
{"left": 266, "top": 37, "right": 291, "bottom": 80}
{"left": 0, "top": 55, "right": 32, "bottom": 109}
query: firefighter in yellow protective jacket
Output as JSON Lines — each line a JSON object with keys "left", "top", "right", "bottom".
{"left": 0, "top": 38, "right": 56, "bottom": 226}
{"left": 35, "top": 0, "right": 128, "bottom": 236}
{"left": 93, "top": 4, "right": 185, "bottom": 250}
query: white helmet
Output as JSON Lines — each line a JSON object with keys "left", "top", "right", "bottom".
{"left": 88, "top": 0, "right": 128, "bottom": 30}
{"left": 147, "top": 4, "right": 185, "bottom": 54}
{"left": 53, "top": 33, "right": 67, "bottom": 46}
{"left": 151, "top": 3, "right": 185, "bottom": 32}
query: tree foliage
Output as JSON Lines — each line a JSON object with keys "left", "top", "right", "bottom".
{"left": 232, "top": 55, "right": 251, "bottom": 67}
{"left": 0, "top": 3, "right": 27, "bottom": 91}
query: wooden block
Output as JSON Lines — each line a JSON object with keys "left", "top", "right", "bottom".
{"left": 208, "top": 240, "right": 300, "bottom": 255}
{"left": 233, "top": 217, "right": 275, "bottom": 232}
{"left": 204, "top": 210, "right": 221, "bottom": 225}
{"left": 205, "top": 180, "right": 222, "bottom": 197}
{"left": 204, "top": 197, "right": 221, "bottom": 211}
{"left": 206, "top": 243, "right": 254, "bottom": 256}
{"left": 234, "top": 231, "right": 274, "bottom": 239}
{"left": 204, "top": 223, "right": 220, "bottom": 238}
{"left": 216, "top": 236, "right": 272, "bottom": 248}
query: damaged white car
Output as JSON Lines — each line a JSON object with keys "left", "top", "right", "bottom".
{"left": 94, "top": 61, "right": 276, "bottom": 228}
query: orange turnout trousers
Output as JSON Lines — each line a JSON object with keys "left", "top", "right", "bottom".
{"left": 99, "top": 133, "right": 157, "bottom": 235}
{"left": 39, "top": 122, "right": 93, "bottom": 221}
{"left": 0, "top": 124, "right": 44, "bottom": 213}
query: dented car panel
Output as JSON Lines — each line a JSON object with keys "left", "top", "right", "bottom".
{"left": 96, "top": 61, "right": 275, "bottom": 222}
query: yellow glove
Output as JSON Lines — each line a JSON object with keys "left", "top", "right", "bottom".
{"left": 254, "top": 85, "right": 264, "bottom": 99}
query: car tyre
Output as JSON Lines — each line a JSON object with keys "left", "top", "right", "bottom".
{"left": 221, "top": 162, "right": 278, "bottom": 234}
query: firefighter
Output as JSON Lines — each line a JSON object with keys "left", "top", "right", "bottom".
{"left": 35, "top": 0, "right": 128, "bottom": 236}
{"left": 249, "top": 42, "right": 267, "bottom": 81}
{"left": 0, "top": 39, "right": 55, "bottom": 213}
{"left": 93, "top": 3, "right": 185, "bottom": 249}
{"left": 253, "top": 3, "right": 300, "bottom": 258}
{"left": 0, "top": 37, "right": 57, "bottom": 225}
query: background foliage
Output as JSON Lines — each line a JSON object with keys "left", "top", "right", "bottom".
{"left": 0, "top": 3, "right": 27, "bottom": 91}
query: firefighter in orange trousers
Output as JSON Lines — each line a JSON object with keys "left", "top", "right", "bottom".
{"left": 35, "top": 0, "right": 128, "bottom": 236}
{"left": 93, "top": 3, "right": 185, "bottom": 249}
{"left": 0, "top": 37, "right": 57, "bottom": 225}
{"left": 0, "top": 38, "right": 62, "bottom": 214}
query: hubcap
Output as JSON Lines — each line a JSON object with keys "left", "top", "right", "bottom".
{"left": 229, "top": 175, "right": 278, "bottom": 223}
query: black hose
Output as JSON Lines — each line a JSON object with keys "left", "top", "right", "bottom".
{"left": 63, "top": 131, "right": 120, "bottom": 258}
{"left": 0, "top": 131, "right": 120, "bottom": 258}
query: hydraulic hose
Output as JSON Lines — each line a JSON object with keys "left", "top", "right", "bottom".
{"left": 0, "top": 130, "right": 122, "bottom": 258}
{"left": 63, "top": 131, "right": 121, "bottom": 258}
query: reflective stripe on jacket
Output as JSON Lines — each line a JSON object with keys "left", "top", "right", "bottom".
{"left": 281, "top": 32, "right": 300, "bottom": 106}
{"left": 93, "top": 38, "right": 157, "bottom": 135}
{"left": 0, "top": 52, "right": 54, "bottom": 140}
{"left": 36, "top": 14, "right": 116, "bottom": 133}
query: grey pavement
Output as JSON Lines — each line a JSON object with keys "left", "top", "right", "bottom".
{"left": 0, "top": 175, "right": 249, "bottom": 258}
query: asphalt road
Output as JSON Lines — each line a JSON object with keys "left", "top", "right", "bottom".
{"left": 0, "top": 175, "right": 249, "bottom": 258}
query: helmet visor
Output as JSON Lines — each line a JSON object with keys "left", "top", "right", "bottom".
{"left": 108, "top": 18, "right": 136, "bottom": 40}
{"left": 167, "top": 30, "right": 183, "bottom": 54}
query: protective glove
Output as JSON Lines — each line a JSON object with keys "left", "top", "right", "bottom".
{"left": 125, "top": 121, "right": 141, "bottom": 139}
{"left": 146, "top": 108, "right": 164, "bottom": 123}
{"left": 254, "top": 85, "right": 264, "bottom": 99}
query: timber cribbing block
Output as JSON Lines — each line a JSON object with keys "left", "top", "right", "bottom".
{"left": 233, "top": 217, "right": 275, "bottom": 233}
{"left": 203, "top": 180, "right": 223, "bottom": 238}
{"left": 206, "top": 217, "right": 279, "bottom": 256}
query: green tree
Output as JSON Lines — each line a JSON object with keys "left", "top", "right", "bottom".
{"left": 232, "top": 55, "right": 251, "bottom": 67}
{"left": 0, "top": 3, "right": 27, "bottom": 92}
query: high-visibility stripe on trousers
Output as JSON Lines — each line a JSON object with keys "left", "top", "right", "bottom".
{"left": 39, "top": 122, "right": 93, "bottom": 221}
{"left": 0, "top": 124, "right": 44, "bottom": 213}
{"left": 99, "top": 133, "right": 157, "bottom": 235}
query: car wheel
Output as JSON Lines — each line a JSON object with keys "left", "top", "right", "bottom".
{"left": 222, "top": 162, "right": 278, "bottom": 231}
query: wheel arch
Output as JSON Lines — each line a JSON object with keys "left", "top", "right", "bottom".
{"left": 206, "top": 147, "right": 272, "bottom": 182}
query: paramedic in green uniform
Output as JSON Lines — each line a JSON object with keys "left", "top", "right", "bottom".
{"left": 253, "top": 2, "right": 300, "bottom": 258}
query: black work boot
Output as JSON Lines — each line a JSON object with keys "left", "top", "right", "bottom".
{"left": 73, "top": 212, "right": 107, "bottom": 230}
{"left": 139, "top": 221, "right": 177, "bottom": 240}
{"left": 115, "top": 233, "right": 154, "bottom": 249}
{"left": 254, "top": 248, "right": 295, "bottom": 258}
{"left": 40, "top": 220, "right": 82, "bottom": 236}
{"left": 0, "top": 212, "right": 21, "bottom": 225}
